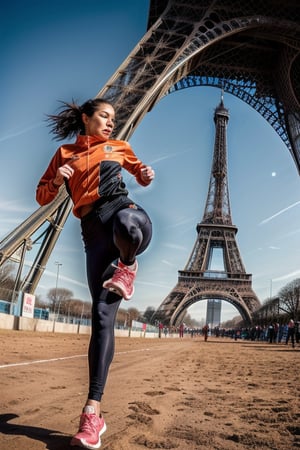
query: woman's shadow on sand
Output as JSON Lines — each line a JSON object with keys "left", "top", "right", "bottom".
{"left": 0, "top": 413, "right": 72, "bottom": 449}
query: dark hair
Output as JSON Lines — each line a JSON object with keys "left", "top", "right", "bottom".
{"left": 47, "top": 98, "right": 114, "bottom": 140}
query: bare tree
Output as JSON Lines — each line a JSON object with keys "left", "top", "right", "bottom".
{"left": 34, "top": 294, "right": 48, "bottom": 309}
{"left": 127, "top": 307, "right": 140, "bottom": 325}
{"left": 278, "top": 278, "right": 300, "bottom": 319}
{"left": 0, "top": 262, "right": 16, "bottom": 301}
{"left": 142, "top": 306, "right": 156, "bottom": 324}
{"left": 115, "top": 307, "right": 129, "bottom": 328}
{"left": 47, "top": 287, "right": 73, "bottom": 313}
{"left": 115, "top": 307, "right": 142, "bottom": 328}
{"left": 67, "top": 299, "right": 92, "bottom": 320}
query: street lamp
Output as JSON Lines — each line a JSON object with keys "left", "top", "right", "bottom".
{"left": 54, "top": 261, "right": 62, "bottom": 320}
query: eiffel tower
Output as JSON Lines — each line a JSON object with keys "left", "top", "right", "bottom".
{"left": 152, "top": 95, "right": 261, "bottom": 326}
{"left": 1, "top": 0, "right": 300, "bottom": 308}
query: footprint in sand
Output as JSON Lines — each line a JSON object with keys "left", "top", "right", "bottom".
{"left": 144, "top": 390, "right": 165, "bottom": 397}
{"left": 127, "top": 401, "right": 160, "bottom": 426}
{"left": 128, "top": 401, "right": 160, "bottom": 415}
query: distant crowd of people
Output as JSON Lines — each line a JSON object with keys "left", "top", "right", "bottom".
{"left": 166, "top": 320, "right": 300, "bottom": 347}
{"left": 237, "top": 319, "right": 299, "bottom": 347}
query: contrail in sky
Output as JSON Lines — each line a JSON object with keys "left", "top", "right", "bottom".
{"left": 0, "top": 122, "right": 43, "bottom": 143}
{"left": 259, "top": 200, "right": 300, "bottom": 225}
{"left": 272, "top": 269, "right": 300, "bottom": 282}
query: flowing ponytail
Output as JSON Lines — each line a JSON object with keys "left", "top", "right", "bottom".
{"left": 47, "top": 98, "right": 114, "bottom": 140}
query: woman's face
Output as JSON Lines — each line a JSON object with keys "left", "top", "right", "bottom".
{"left": 82, "top": 103, "right": 115, "bottom": 140}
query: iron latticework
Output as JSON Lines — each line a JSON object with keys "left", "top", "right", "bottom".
{"left": 153, "top": 97, "right": 261, "bottom": 326}
{"left": 102, "top": 0, "right": 300, "bottom": 169}
{"left": 202, "top": 94, "right": 232, "bottom": 226}
{"left": 0, "top": 0, "right": 299, "bottom": 306}
{"left": 0, "top": 189, "right": 72, "bottom": 298}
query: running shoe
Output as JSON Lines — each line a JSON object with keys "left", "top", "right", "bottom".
{"left": 70, "top": 406, "right": 106, "bottom": 449}
{"left": 103, "top": 260, "right": 138, "bottom": 300}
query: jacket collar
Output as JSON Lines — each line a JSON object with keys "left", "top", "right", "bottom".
{"left": 75, "top": 134, "right": 108, "bottom": 146}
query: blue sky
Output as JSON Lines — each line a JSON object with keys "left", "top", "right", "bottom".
{"left": 1, "top": 0, "right": 300, "bottom": 322}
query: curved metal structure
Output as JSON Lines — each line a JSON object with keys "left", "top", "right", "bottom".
{"left": 0, "top": 189, "right": 71, "bottom": 296}
{"left": 100, "top": 0, "right": 300, "bottom": 170}
{"left": 0, "top": 0, "right": 299, "bottom": 307}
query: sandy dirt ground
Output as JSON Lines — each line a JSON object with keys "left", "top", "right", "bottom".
{"left": 0, "top": 329, "right": 299, "bottom": 450}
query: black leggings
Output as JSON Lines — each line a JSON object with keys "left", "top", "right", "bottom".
{"left": 81, "top": 206, "right": 152, "bottom": 401}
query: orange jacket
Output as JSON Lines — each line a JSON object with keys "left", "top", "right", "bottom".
{"left": 36, "top": 135, "right": 149, "bottom": 218}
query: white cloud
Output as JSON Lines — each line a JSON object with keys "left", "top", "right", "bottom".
{"left": 163, "top": 243, "right": 187, "bottom": 251}
{"left": 0, "top": 200, "right": 33, "bottom": 214}
{"left": 161, "top": 259, "right": 177, "bottom": 267}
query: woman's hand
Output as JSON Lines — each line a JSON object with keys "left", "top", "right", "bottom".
{"left": 140, "top": 166, "right": 155, "bottom": 184}
{"left": 53, "top": 163, "right": 75, "bottom": 186}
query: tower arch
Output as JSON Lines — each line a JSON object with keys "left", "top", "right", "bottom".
{"left": 169, "top": 289, "right": 253, "bottom": 327}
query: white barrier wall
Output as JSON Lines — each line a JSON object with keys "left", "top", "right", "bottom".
{"left": 0, "top": 312, "right": 16, "bottom": 330}
{"left": 0, "top": 313, "right": 91, "bottom": 335}
{"left": 0, "top": 313, "right": 164, "bottom": 338}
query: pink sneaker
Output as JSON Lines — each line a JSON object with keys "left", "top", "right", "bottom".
{"left": 70, "top": 406, "right": 106, "bottom": 449}
{"left": 103, "top": 260, "right": 138, "bottom": 300}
